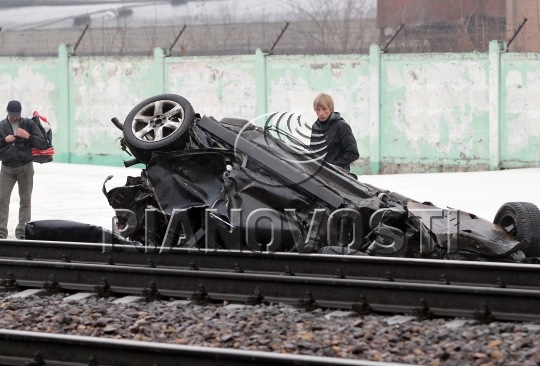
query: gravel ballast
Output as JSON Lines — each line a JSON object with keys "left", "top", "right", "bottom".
{"left": 0, "top": 293, "right": 539, "bottom": 365}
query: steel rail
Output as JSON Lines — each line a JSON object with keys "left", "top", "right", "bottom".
{"left": 1, "top": 239, "right": 539, "bottom": 289}
{"left": 0, "top": 329, "right": 409, "bottom": 366}
{"left": 0, "top": 258, "right": 539, "bottom": 321}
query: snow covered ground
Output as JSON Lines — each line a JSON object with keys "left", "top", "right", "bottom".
{"left": 5, "top": 162, "right": 540, "bottom": 239}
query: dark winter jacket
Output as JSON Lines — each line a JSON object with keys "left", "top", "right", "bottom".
{"left": 310, "top": 112, "right": 359, "bottom": 171}
{"left": 0, "top": 117, "right": 47, "bottom": 168}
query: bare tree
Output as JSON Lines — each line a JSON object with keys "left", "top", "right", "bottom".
{"left": 283, "top": 0, "right": 376, "bottom": 54}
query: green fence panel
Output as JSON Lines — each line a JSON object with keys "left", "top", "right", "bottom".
{"left": 0, "top": 42, "right": 538, "bottom": 173}
{"left": 500, "top": 53, "right": 540, "bottom": 168}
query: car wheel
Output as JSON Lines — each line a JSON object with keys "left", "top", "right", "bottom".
{"left": 123, "top": 94, "right": 196, "bottom": 163}
{"left": 493, "top": 202, "right": 540, "bottom": 257}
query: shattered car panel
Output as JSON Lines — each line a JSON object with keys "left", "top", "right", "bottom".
{"left": 103, "top": 94, "right": 540, "bottom": 263}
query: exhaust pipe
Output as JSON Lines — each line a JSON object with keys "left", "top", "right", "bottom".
{"left": 111, "top": 117, "right": 124, "bottom": 131}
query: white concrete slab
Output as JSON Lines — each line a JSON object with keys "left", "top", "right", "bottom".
{"left": 112, "top": 295, "right": 145, "bottom": 304}
{"left": 8, "top": 289, "right": 48, "bottom": 299}
{"left": 63, "top": 292, "right": 97, "bottom": 302}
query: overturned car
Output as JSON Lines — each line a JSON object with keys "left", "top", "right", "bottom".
{"left": 101, "top": 94, "right": 540, "bottom": 263}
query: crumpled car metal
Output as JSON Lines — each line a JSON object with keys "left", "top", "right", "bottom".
{"left": 103, "top": 94, "right": 540, "bottom": 263}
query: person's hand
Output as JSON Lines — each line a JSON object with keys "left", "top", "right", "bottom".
{"left": 5, "top": 135, "right": 15, "bottom": 143}
{"left": 15, "top": 128, "right": 29, "bottom": 139}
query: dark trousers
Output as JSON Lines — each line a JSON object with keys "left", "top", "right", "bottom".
{"left": 0, "top": 163, "right": 34, "bottom": 239}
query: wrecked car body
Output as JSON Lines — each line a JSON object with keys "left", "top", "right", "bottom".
{"left": 100, "top": 94, "right": 540, "bottom": 263}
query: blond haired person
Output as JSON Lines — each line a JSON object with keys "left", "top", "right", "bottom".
{"left": 310, "top": 93, "right": 359, "bottom": 171}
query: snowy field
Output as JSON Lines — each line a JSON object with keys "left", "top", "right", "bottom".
{"left": 5, "top": 163, "right": 540, "bottom": 239}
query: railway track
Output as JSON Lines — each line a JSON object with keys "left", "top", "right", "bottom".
{"left": 0, "top": 239, "right": 539, "bottom": 322}
{"left": 1, "top": 239, "right": 539, "bottom": 288}
{"left": 0, "top": 329, "right": 411, "bottom": 366}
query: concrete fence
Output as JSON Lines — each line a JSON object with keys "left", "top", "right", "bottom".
{"left": 1, "top": 40, "right": 538, "bottom": 174}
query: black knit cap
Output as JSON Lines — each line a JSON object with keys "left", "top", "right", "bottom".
{"left": 7, "top": 100, "right": 21, "bottom": 117}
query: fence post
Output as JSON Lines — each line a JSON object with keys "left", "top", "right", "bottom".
{"left": 153, "top": 47, "right": 168, "bottom": 95}
{"left": 489, "top": 40, "right": 505, "bottom": 170}
{"left": 369, "top": 44, "right": 382, "bottom": 174}
{"left": 57, "top": 43, "right": 74, "bottom": 163}
{"left": 255, "top": 48, "right": 269, "bottom": 120}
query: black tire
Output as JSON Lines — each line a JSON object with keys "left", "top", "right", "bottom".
{"left": 493, "top": 202, "right": 540, "bottom": 257}
{"left": 123, "top": 94, "right": 196, "bottom": 163}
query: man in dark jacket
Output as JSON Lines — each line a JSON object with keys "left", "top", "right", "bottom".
{"left": 310, "top": 93, "right": 359, "bottom": 171}
{"left": 0, "top": 100, "right": 47, "bottom": 239}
